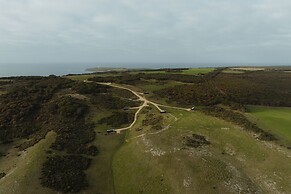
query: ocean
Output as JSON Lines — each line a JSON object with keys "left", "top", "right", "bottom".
{"left": 0, "top": 62, "right": 278, "bottom": 77}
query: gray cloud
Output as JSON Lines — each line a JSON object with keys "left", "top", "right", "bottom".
{"left": 0, "top": 0, "right": 291, "bottom": 64}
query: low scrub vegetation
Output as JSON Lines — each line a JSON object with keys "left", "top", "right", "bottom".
{"left": 156, "top": 71, "right": 291, "bottom": 107}
{"left": 98, "top": 111, "right": 135, "bottom": 128}
{"left": 40, "top": 155, "right": 91, "bottom": 193}
{"left": 184, "top": 134, "right": 210, "bottom": 148}
{"left": 0, "top": 75, "right": 147, "bottom": 193}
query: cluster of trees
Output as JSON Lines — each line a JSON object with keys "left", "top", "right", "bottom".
{"left": 72, "top": 82, "right": 109, "bottom": 94}
{"left": 40, "top": 96, "right": 97, "bottom": 155}
{"left": 91, "top": 94, "right": 140, "bottom": 110}
{"left": 0, "top": 76, "right": 73, "bottom": 142}
{"left": 155, "top": 71, "right": 291, "bottom": 108}
{"left": 110, "top": 87, "right": 138, "bottom": 99}
{"left": 89, "top": 73, "right": 204, "bottom": 84}
{"left": 98, "top": 111, "right": 135, "bottom": 128}
{"left": 0, "top": 76, "right": 103, "bottom": 193}
{"left": 88, "top": 68, "right": 224, "bottom": 85}
{"left": 41, "top": 155, "right": 91, "bottom": 193}
{"left": 0, "top": 75, "right": 150, "bottom": 193}
{"left": 214, "top": 71, "right": 291, "bottom": 107}
{"left": 155, "top": 81, "right": 225, "bottom": 106}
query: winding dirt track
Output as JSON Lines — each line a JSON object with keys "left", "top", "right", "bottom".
{"left": 84, "top": 80, "right": 190, "bottom": 133}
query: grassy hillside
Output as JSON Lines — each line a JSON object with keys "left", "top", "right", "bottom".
{"left": 113, "top": 107, "right": 291, "bottom": 193}
{"left": 0, "top": 132, "right": 57, "bottom": 194}
{"left": 1, "top": 69, "right": 291, "bottom": 193}
{"left": 247, "top": 106, "right": 291, "bottom": 146}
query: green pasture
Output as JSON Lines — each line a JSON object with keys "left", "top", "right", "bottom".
{"left": 0, "top": 132, "right": 57, "bottom": 194}
{"left": 180, "top": 68, "right": 215, "bottom": 75}
{"left": 222, "top": 69, "right": 245, "bottom": 74}
{"left": 247, "top": 106, "right": 291, "bottom": 145}
{"left": 112, "top": 108, "right": 291, "bottom": 193}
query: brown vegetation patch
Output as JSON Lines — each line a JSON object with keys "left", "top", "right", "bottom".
{"left": 142, "top": 113, "right": 163, "bottom": 131}
{"left": 184, "top": 134, "right": 210, "bottom": 148}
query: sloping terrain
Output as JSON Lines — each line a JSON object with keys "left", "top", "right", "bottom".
{"left": 0, "top": 67, "right": 291, "bottom": 193}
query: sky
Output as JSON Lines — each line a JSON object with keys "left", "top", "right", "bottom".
{"left": 1, "top": 0, "right": 291, "bottom": 64}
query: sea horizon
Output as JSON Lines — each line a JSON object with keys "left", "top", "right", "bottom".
{"left": 1, "top": 62, "right": 290, "bottom": 77}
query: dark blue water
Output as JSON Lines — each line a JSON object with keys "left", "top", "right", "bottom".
{"left": 0, "top": 62, "right": 282, "bottom": 77}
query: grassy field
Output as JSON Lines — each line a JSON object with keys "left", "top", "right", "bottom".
{"left": 137, "top": 80, "right": 184, "bottom": 92}
{"left": 83, "top": 98, "right": 127, "bottom": 193}
{"left": 0, "top": 132, "right": 57, "bottom": 194}
{"left": 66, "top": 73, "right": 121, "bottom": 81}
{"left": 247, "top": 106, "right": 291, "bottom": 146}
{"left": 112, "top": 108, "right": 291, "bottom": 193}
{"left": 85, "top": 123, "right": 125, "bottom": 194}
{"left": 180, "top": 68, "right": 215, "bottom": 75}
{"left": 135, "top": 68, "right": 215, "bottom": 75}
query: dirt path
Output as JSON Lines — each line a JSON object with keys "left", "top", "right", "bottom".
{"left": 84, "top": 80, "right": 190, "bottom": 133}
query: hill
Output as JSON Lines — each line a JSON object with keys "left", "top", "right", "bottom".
{"left": 0, "top": 67, "right": 291, "bottom": 193}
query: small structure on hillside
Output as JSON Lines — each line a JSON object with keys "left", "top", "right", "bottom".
{"left": 191, "top": 107, "right": 196, "bottom": 110}
{"left": 106, "top": 129, "right": 116, "bottom": 134}
{"left": 123, "top": 107, "right": 130, "bottom": 110}
{"left": 160, "top": 110, "right": 167, "bottom": 113}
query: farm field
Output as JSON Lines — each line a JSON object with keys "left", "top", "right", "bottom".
{"left": 180, "top": 68, "right": 215, "bottom": 75}
{"left": 247, "top": 106, "right": 291, "bottom": 146}
{"left": 136, "top": 68, "right": 215, "bottom": 75}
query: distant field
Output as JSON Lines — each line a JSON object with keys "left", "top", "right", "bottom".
{"left": 247, "top": 106, "right": 291, "bottom": 145}
{"left": 137, "top": 80, "right": 184, "bottom": 92}
{"left": 66, "top": 74, "right": 97, "bottom": 81}
{"left": 86, "top": 67, "right": 128, "bottom": 72}
{"left": 135, "top": 68, "right": 215, "bottom": 75}
{"left": 0, "top": 132, "right": 57, "bottom": 194}
{"left": 66, "top": 73, "right": 123, "bottom": 81}
{"left": 222, "top": 69, "right": 245, "bottom": 74}
{"left": 180, "top": 68, "right": 215, "bottom": 75}
{"left": 230, "top": 67, "right": 265, "bottom": 71}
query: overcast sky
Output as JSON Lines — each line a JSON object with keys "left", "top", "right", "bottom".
{"left": 1, "top": 0, "right": 291, "bottom": 64}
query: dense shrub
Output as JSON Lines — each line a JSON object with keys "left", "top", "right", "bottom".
{"left": 41, "top": 156, "right": 91, "bottom": 193}
{"left": 155, "top": 71, "right": 291, "bottom": 107}
{"left": 0, "top": 77, "right": 73, "bottom": 141}
{"left": 72, "top": 82, "right": 109, "bottom": 94}
{"left": 91, "top": 94, "right": 140, "bottom": 110}
{"left": 155, "top": 82, "right": 226, "bottom": 106}
{"left": 98, "top": 111, "right": 135, "bottom": 128}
